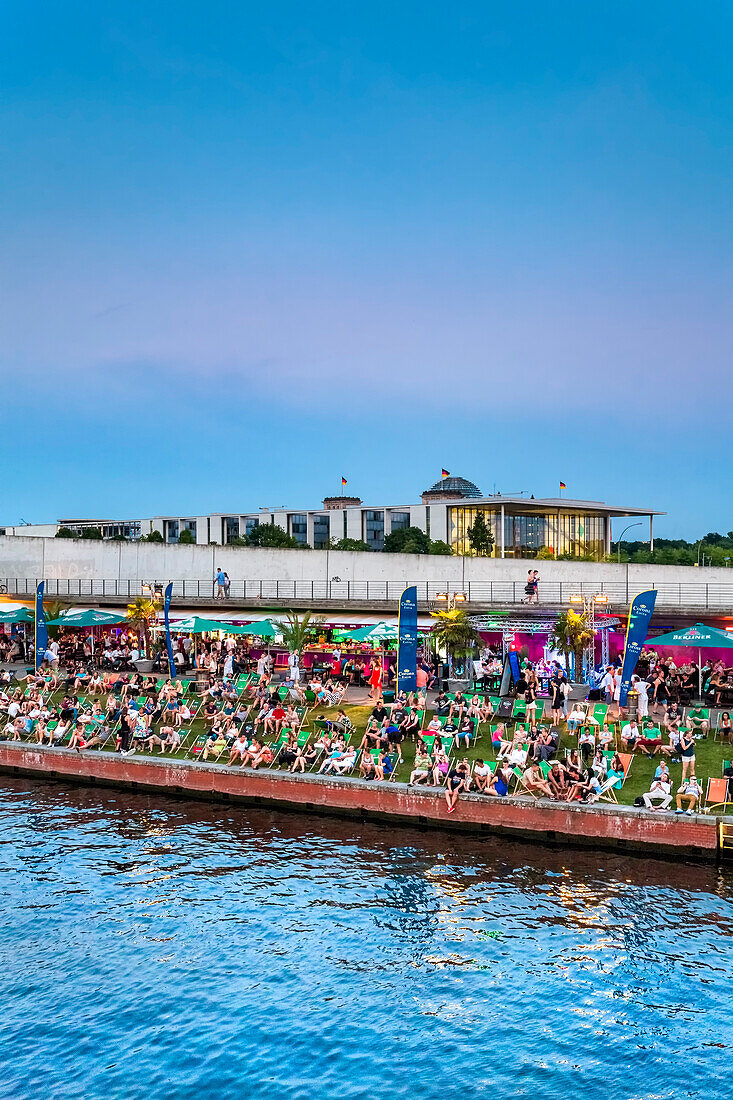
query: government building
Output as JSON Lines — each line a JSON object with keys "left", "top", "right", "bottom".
{"left": 2, "top": 476, "right": 661, "bottom": 560}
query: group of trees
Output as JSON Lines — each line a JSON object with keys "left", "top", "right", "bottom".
{"left": 613, "top": 532, "right": 733, "bottom": 567}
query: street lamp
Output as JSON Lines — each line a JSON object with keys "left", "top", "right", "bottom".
{"left": 617, "top": 522, "right": 643, "bottom": 563}
{"left": 436, "top": 592, "right": 467, "bottom": 609}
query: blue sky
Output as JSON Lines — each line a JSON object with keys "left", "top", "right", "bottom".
{"left": 2, "top": 1, "right": 731, "bottom": 536}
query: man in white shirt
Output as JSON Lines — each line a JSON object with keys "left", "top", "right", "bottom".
{"left": 288, "top": 651, "right": 300, "bottom": 684}
{"left": 632, "top": 674, "right": 650, "bottom": 718}
{"left": 643, "top": 776, "right": 672, "bottom": 810}
{"left": 600, "top": 666, "right": 615, "bottom": 702}
{"left": 620, "top": 720, "right": 640, "bottom": 750}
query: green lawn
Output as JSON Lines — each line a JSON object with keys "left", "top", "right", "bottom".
{"left": 10, "top": 678, "right": 733, "bottom": 813}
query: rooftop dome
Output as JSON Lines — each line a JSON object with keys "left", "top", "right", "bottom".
{"left": 422, "top": 476, "right": 483, "bottom": 499}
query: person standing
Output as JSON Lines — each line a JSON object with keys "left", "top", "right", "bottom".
{"left": 117, "top": 711, "right": 132, "bottom": 755}
{"left": 215, "top": 567, "right": 226, "bottom": 599}
{"left": 223, "top": 572, "right": 231, "bottom": 598}
{"left": 632, "top": 674, "right": 650, "bottom": 718}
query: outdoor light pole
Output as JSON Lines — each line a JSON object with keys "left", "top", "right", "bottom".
{"left": 617, "top": 522, "right": 642, "bottom": 563}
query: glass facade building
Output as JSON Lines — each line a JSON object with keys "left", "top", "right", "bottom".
{"left": 448, "top": 506, "right": 607, "bottom": 560}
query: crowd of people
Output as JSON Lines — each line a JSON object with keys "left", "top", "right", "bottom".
{"left": 1, "top": 627, "right": 730, "bottom": 817}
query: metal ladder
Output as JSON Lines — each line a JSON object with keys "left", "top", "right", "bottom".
{"left": 719, "top": 821, "right": 733, "bottom": 854}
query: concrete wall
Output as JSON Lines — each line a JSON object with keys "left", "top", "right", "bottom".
{"left": 0, "top": 744, "right": 719, "bottom": 858}
{"left": 2, "top": 534, "right": 733, "bottom": 592}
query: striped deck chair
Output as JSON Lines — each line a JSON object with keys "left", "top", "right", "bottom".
{"left": 595, "top": 774, "right": 622, "bottom": 804}
{"left": 512, "top": 699, "right": 527, "bottom": 720}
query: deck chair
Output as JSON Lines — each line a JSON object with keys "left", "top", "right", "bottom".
{"left": 595, "top": 774, "right": 621, "bottom": 804}
{"left": 704, "top": 777, "right": 730, "bottom": 813}
{"left": 591, "top": 703, "right": 609, "bottom": 725}
{"left": 512, "top": 699, "right": 527, "bottom": 719}
{"left": 512, "top": 765, "right": 539, "bottom": 798}
{"left": 618, "top": 752, "right": 633, "bottom": 780}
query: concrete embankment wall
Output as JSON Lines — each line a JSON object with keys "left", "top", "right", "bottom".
{"left": 1, "top": 535, "right": 732, "bottom": 593}
{"left": 0, "top": 744, "right": 721, "bottom": 861}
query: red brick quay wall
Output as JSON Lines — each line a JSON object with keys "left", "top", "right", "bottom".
{"left": 0, "top": 744, "right": 722, "bottom": 861}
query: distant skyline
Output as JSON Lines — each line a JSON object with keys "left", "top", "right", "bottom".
{"left": 2, "top": 2, "right": 731, "bottom": 538}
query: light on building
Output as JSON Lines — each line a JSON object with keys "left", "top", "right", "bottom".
{"left": 435, "top": 593, "right": 449, "bottom": 602}
{"left": 593, "top": 594, "right": 608, "bottom": 604}
{"left": 454, "top": 592, "right": 467, "bottom": 602}
{"left": 569, "top": 594, "right": 584, "bottom": 604}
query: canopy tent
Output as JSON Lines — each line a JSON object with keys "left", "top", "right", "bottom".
{"left": 645, "top": 622, "right": 733, "bottom": 697}
{"left": 45, "top": 609, "right": 127, "bottom": 627}
{"left": 0, "top": 607, "right": 35, "bottom": 625}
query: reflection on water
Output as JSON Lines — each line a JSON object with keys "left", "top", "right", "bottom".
{"left": 0, "top": 777, "right": 731, "bottom": 1099}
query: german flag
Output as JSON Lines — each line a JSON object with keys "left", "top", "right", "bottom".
{"left": 441, "top": 469, "right": 450, "bottom": 479}
{"left": 560, "top": 481, "right": 566, "bottom": 491}
{"left": 341, "top": 476, "right": 348, "bottom": 486}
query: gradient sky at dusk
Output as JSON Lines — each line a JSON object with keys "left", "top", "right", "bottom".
{"left": 2, "top": 2, "right": 731, "bottom": 536}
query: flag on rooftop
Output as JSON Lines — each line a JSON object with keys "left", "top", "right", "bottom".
{"left": 341, "top": 476, "right": 348, "bottom": 486}
{"left": 441, "top": 469, "right": 450, "bottom": 479}
{"left": 560, "top": 481, "right": 566, "bottom": 491}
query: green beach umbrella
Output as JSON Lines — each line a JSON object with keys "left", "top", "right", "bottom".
{"left": 645, "top": 622, "right": 733, "bottom": 696}
{"left": 232, "top": 619, "right": 281, "bottom": 638}
{"left": 45, "top": 609, "right": 127, "bottom": 627}
{"left": 0, "top": 607, "right": 35, "bottom": 624}
{"left": 167, "top": 615, "right": 233, "bottom": 633}
{"left": 334, "top": 622, "right": 399, "bottom": 644}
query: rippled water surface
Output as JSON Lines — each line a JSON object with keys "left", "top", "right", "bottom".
{"left": 0, "top": 779, "right": 731, "bottom": 1099}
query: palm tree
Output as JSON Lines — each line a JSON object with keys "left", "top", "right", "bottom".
{"left": 42, "top": 599, "right": 73, "bottom": 640}
{"left": 274, "top": 611, "right": 324, "bottom": 660}
{"left": 430, "top": 608, "right": 482, "bottom": 676}
{"left": 126, "top": 596, "right": 161, "bottom": 656}
{"left": 549, "top": 609, "right": 594, "bottom": 682}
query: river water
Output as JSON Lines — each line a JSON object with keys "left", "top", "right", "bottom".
{"left": 0, "top": 778, "right": 730, "bottom": 1099}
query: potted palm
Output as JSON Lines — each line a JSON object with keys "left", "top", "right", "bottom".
{"left": 273, "top": 611, "right": 324, "bottom": 682}
{"left": 549, "top": 609, "right": 594, "bottom": 684}
{"left": 126, "top": 596, "right": 161, "bottom": 672}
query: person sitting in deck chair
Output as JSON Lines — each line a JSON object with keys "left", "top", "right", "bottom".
{"left": 158, "top": 725, "right": 181, "bottom": 754}
{"left": 330, "top": 747, "right": 357, "bottom": 775}
{"left": 486, "top": 764, "right": 511, "bottom": 797}
{"left": 455, "top": 715, "right": 474, "bottom": 750}
{"left": 521, "top": 762, "right": 553, "bottom": 798}
{"left": 473, "top": 759, "right": 492, "bottom": 793}
{"left": 409, "top": 749, "right": 432, "bottom": 786}
{"left": 675, "top": 775, "right": 701, "bottom": 815}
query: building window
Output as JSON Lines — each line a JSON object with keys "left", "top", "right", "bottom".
{"left": 343, "top": 512, "right": 347, "bottom": 540}
{"left": 364, "top": 510, "right": 385, "bottom": 551}
{"left": 313, "top": 515, "right": 330, "bottom": 549}
{"left": 289, "top": 514, "right": 308, "bottom": 546}
{"left": 244, "top": 517, "right": 259, "bottom": 538}
{"left": 164, "top": 519, "right": 179, "bottom": 543}
{"left": 182, "top": 519, "right": 197, "bottom": 541}
{"left": 390, "top": 511, "right": 410, "bottom": 532}
{"left": 425, "top": 507, "right": 430, "bottom": 540}
{"left": 224, "top": 517, "right": 240, "bottom": 544}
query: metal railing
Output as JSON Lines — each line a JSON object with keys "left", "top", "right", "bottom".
{"left": 4, "top": 577, "right": 733, "bottom": 611}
